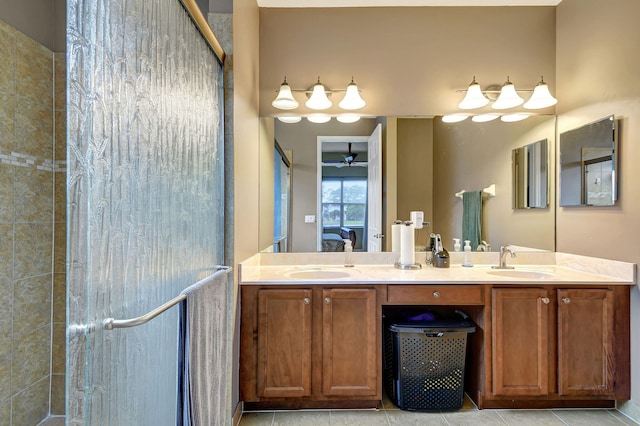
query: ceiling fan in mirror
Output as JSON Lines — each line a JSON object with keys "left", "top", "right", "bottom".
{"left": 322, "top": 143, "right": 367, "bottom": 168}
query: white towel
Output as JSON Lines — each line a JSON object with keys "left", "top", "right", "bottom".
{"left": 177, "top": 268, "right": 232, "bottom": 426}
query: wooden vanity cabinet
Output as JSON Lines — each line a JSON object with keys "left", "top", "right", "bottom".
{"left": 487, "top": 285, "right": 629, "bottom": 407}
{"left": 240, "top": 285, "right": 382, "bottom": 409}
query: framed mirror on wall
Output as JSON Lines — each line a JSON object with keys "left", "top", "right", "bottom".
{"left": 559, "top": 116, "right": 618, "bottom": 207}
{"left": 512, "top": 138, "right": 548, "bottom": 209}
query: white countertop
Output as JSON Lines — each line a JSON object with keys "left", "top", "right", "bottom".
{"left": 239, "top": 251, "right": 637, "bottom": 286}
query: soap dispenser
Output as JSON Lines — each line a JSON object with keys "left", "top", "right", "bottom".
{"left": 453, "top": 238, "right": 461, "bottom": 252}
{"left": 462, "top": 240, "right": 473, "bottom": 267}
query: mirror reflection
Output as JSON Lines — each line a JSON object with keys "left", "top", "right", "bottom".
{"left": 260, "top": 115, "right": 556, "bottom": 253}
{"left": 559, "top": 116, "right": 618, "bottom": 207}
{"left": 512, "top": 139, "right": 549, "bottom": 209}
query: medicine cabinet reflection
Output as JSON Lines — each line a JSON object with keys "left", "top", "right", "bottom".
{"left": 559, "top": 116, "right": 618, "bottom": 207}
{"left": 512, "top": 139, "right": 548, "bottom": 209}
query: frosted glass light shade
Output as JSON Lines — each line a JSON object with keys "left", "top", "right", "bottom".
{"left": 458, "top": 77, "right": 489, "bottom": 109}
{"left": 305, "top": 80, "right": 332, "bottom": 110}
{"left": 492, "top": 79, "right": 524, "bottom": 109}
{"left": 472, "top": 113, "right": 500, "bottom": 123}
{"left": 272, "top": 79, "right": 299, "bottom": 110}
{"left": 337, "top": 114, "right": 360, "bottom": 123}
{"left": 523, "top": 79, "right": 557, "bottom": 109}
{"left": 501, "top": 113, "right": 529, "bottom": 122}
{"left": 339, "top": 80, "right": 366, "bottom": 110}
{"left": 277, "top": 116, "right": 302, "bottom": 123}
{"left": 442, "top": 114, "right": 469, "bottom": 123}
{"left": 307, "top": 114, "right": 331, "bottom": 123}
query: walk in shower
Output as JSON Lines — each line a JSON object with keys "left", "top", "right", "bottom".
{"left": 1, "top": 0, "right": 226, "bottom": 424}
{"left": 0, "top": 3, "right": 66, "bottom": 423}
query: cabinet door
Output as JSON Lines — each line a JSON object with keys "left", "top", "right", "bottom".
{"left": 257, "top": 289, "right": 312, "bottom": 398}
{"left": 557, "top": 288, "right": 614, "bottom": 396}
{"left": 492, "top": 288, "right": 550, "bottom": 396}
{"left": 322, "top": 288, "right": 378, "bottom": 396}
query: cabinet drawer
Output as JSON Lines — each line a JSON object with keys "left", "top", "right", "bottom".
{"left": 387, "top": 285, "right": 483, "bottom": 305}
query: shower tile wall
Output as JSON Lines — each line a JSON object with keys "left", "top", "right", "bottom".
{"left": 0, "top": 18, "right": 66, "bottom": 425}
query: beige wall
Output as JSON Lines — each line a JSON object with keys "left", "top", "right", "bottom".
{"left": 233, "top": 0, "right": 260, "bottom": 265}
{"left": 259, "top": 6, "right": 556, "bottom": 118}
{"left": 555, "top": 0, "right": 640, "bottom": 410}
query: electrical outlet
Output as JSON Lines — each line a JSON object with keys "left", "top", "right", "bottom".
{"left": 410, "top": 211, "right": 424, "bottom": 229}
{"left": 304, "top": 215, "right": 315, "bottom": 223}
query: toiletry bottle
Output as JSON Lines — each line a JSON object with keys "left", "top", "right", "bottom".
{"left": 453, "top": 238, "right": 461, "bottom": 252}
{"left": 462, "top": 240, "right": 473, "bottom": 267}
{"left": 343, "top": 239, "right": 354, "bottom": 267}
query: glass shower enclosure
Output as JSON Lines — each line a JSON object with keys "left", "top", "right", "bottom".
{"left": 66, "top": 0, "right": 225, "bottom": 423}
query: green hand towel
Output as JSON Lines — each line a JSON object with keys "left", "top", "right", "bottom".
{"left": 462, "top": 190, "right": 482, "bottom": 250}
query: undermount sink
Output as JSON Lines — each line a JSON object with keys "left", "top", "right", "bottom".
{"left": 487, "top": 269, "right": 558, "bottom": 280}
{"left": 284, "top": 267, "right": 356, "bottom": 280}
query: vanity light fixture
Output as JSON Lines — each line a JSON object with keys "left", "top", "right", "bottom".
{"left": 336, "top": 114, "right": 361, "bottom": 123}
{"left": 455, "top": 75, "right": 557, "bottom": 113}
{"left": 338, "top": 78, "right": 366, "bottom": 110}
{"left": 277, "top": 116, "right": 302, "bottom": 123}
{"left": 306, "top": 77, "right": 333, "bottom": 110}
{"left": 272, "top": 77, "right": 299, "bottom": 110}
{"left": 307, "top": 114, "right": 332, "bottom": 123}
{"left": 271, "top": 76, "right": 367, "bottom": 112}
{"left": 492, "top": 77, "right": 524, "bottom": 110}
{"left": 442, "top": 114, "right": 469, "bottom": 123}
{"left": 523, "top": 76, "right": 558, "bottom": 109}
{"left": 458, "top": 76, "right": 490, "bottom": 109}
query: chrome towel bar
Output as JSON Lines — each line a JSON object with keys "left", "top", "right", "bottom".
{"left": 103, "top": 265, "right": 230, "bottom": 330}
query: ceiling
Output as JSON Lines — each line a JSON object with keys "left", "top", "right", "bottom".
{"left": 258, "top": 0, "right": 561, "bottom": 7}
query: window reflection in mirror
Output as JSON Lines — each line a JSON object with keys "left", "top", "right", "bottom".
{"left": 559, "top": 116, "right": 618, "bottom": 206}
{"left": 512, "top": 139, "right": 548, "bottom": 209}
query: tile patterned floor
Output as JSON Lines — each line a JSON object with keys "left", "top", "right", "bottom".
{"left": 239, "top": 395, "right": 640, "bottom": 426}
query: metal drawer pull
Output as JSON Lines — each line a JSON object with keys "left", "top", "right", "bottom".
{"left": 541, "top": 297, "right": 550, "bottom": 304}
{"left": 324, "top": 297, "right": 331, "bottom": 304}
{"left": 432, "top": 291, "right": 440, "bottom": 298}
{"left": 303, "top": 297, "right": 311, "bottom": 305}
{"left": 562, "top": 297, "right": 571, "bottom": 304}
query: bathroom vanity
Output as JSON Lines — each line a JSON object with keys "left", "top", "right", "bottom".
{"left": 238, "top": 252, "right": 635, "bottom": 411}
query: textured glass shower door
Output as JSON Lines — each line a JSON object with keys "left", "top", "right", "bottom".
{"left": 66, "top": 0, "right": 224, "bottom": 424}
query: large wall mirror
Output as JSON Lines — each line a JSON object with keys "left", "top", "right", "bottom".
{"left": 559, "top": 115, "right": 618, "bottom": 207}
{"left": 512, "top": 139, "right": 549, "bottom": 209}
{"left": 259, "top": 115, "right": 556, "bottom": 253}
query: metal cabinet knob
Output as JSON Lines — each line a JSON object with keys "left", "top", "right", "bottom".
{"left": 303, "top": 297, "right": 311, "bottom": 305}
{"left": 562, "top": 297, "right": 571, "bottom": 304}
{"left": 433, "top": 291, "right": 440, "bottom": 298}
{"left": 324, "top": 297, "right": 331, "bottom": 304}
{"left": 541, "top": 297, "right": 550, "bottom": 304}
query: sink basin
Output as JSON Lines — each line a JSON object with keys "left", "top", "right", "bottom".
{"left": 284, "top": 267, "right": 355, "bottom": 280}
{"left": 487, "top": 269, "right": 558, "bottom": 280}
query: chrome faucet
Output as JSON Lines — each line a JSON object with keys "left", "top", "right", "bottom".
{"left": 493, "top": 245, "right": 516, "bottom": 269}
